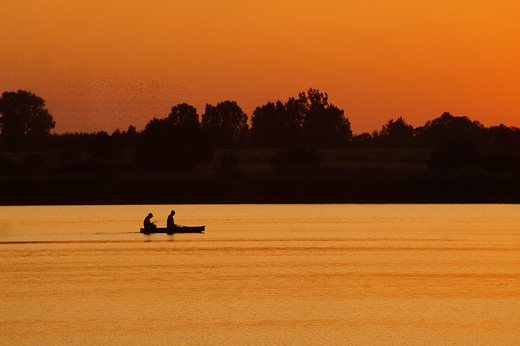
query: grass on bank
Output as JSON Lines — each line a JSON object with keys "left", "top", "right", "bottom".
{"left": 210, "top": 148, "right": 433, "bottom": 175}
{"left": 1, "top": 148, "right": 433, "bottom": 177}
{"left": 3, "top": 148, "right": 520, "bottom": 204}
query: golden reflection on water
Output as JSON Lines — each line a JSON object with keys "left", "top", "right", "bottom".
{"left": 1, "top": 204, "right": 519, "bottom": 345}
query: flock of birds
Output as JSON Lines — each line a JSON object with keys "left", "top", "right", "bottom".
{"left": 1, "top": 57, "right": 199, "bottom": 134}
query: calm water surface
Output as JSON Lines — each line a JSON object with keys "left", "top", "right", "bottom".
{"left": 1, "top": 204, "right": 519, "bottom": 345}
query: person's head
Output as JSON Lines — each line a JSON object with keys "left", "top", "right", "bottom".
{"left": 170, "top": 210, "right": 176, "bottom": 215}
{"left": 148, "top": 213, "right": 153, "bottom": 217}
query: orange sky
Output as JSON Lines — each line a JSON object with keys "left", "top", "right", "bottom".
{"left": 1, "top": 0, "right": 519, "bottom": 134}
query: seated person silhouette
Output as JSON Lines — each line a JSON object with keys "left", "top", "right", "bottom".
{"left": 143, "top": 213, "right": 157, "bottom": 230}
{"left": 167, "top": 210, "right": 177, "bottom": 229}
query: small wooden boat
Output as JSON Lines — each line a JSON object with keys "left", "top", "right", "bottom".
{"left": 140, "top": 225, "right": 205, "bottom": 235}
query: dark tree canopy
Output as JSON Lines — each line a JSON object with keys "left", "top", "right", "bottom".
{"left": 301, "top": 88, "right": 352, "bottom": 148}
{"left": 379, "top": 117, "right": 414, "bottom": 147}
{"left": 202, "top": 101, "right": 249, "bottom": 148}
{"left": 135, "top": 103, "right": 212, "bottom": 172}
{"left": 420, "top": 114, "right": 520, "bottom": 173}
{"left": 0, "top": 90, "right": 56, "bottom": 150}
{"left": 4, "top": 86, "right": 520, "bottom": 177}
{"left": 250, "top": 99, "right": 304, "bottom": 148}
{"left": 251, "top": 88, "right": 351, "bottom": 149}
{"left": 415, "top": 112, "right": 485, "bottom": 147}
{"left": 111, "top": 125, "right": 138, "bottom": 153}
{"left": 487, "top": 124, "right": 520, "bottom": 150}
{"left": 168, "top": 103, "right": 199, "bottom": 126}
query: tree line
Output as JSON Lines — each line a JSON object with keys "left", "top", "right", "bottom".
{"left": 1, "top": 88, "right": 520, "bottom": 174}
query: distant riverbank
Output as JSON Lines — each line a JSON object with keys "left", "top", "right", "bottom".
{"left": 1, "top": 167, "right": 519, "bottom": 205}
{"left": 1, "top": 148, "right": 519, "bottom": 205}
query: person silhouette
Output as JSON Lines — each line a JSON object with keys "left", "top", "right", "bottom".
{"left": 167, "top": 210, "right": 176, "bottom": 229}
{"left": 143, "top": 213, "right": 157, "bottom": 230}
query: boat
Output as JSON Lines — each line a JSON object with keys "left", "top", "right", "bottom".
{"left": 140, "top": 225, "right": 205, "bottom": 235}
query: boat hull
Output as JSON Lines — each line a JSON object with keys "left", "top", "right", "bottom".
{"left": 140, "top": 226, "right": 205, "bottom": 234}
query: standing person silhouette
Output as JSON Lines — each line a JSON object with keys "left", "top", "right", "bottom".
{"left": 167, "top": 210, "right": 176, "bottom": 229}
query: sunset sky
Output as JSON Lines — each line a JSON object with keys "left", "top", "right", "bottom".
{"left": 1, "top": 0, "right": 519, "bottom": 134}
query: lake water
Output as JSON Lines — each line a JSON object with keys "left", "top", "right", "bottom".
{"left": 1, "top": 204, "right": 519, "bottom": 345}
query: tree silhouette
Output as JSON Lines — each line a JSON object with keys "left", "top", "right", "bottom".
{"left": 482, "top": 125, "right": 520, "bottom": 172}
{"left": 422, "top": 114, "right": 520, "bottom": 172}
{"left": 0, "top": 90, "right": 55, "bottom": 150}
{"left": 135, "top": 103, "right": 212, "bottom": 171}
{"left": 168, "top": 103, "right": 199, "bottom": 126}
{"left": 202, "top": 101, "right": 249, "bottom": 148}
{"left": 379, "top": 117, "right": 414, "bottom": 147}
{"left": 111, "top": 125, "right": 138, "bottom": 154}
{"left": 487, "top": 124, "right": 520, "bottom": 150}
{"left": 416, "top": 112, "right": 484, "bottom": 147}
{"left": 302, "top": 88, "right": 352, "bottom": 148}
{"left": 250, "top": 98, "right": 305, "bottom": 148}
{"left": 351, "top": 132, "right": 375, "bottom": 148}
{"left": 251, "top": 89, "right": 351, "bottom": 149}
